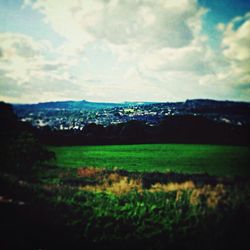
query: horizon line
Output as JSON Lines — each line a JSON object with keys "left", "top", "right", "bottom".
{"left": 4, "top": 98, "right": 250, "bottom": 105}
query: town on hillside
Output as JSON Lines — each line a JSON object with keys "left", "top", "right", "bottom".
{"left": 13, "top": 99, "right": 250, "bottom": 131}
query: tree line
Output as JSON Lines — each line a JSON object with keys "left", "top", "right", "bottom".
{"left": 37, "top": 116, "right": 249, "bottom": 146}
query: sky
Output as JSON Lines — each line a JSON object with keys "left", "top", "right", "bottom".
{"left": 0, "top": 0, "right": 250, "bottom": 103}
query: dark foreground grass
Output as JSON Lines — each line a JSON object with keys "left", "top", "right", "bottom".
{"left": 50, "top": 144, "right": 250, "bottom": 176}
{"left": 1, "top": 170, "right": 250, "bottom": 250}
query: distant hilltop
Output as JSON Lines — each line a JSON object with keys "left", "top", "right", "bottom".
{"left": 184, "top": 99, "right": 250, "bottom": 106}
{"left": 12, "top": 98, "right": 250, "bottom": 111}
{"left": 12, "top": 100, "right": 158, "bottom": 110}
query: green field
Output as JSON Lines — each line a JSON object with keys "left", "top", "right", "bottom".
{"left": 50, "top": 144, "right": 250, "bottom": 176}
{"left": 2, "top": 143, "right": 250, "bottom": 249}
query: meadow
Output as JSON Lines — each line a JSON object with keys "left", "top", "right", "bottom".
{"left": 2, "top": 143, "right": 250, "bottom": 249}
{"left": 50, "top": 144, "right": 250, "bottom": 176}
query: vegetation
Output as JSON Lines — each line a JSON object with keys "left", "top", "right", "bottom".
{"left": 50, "top": 144, "right": 250, "bottom": 176}
{"left": 1, "top": 167, "right": 250, "bottom": 250}
{"left": 1, "top": 102, "right": 250, "bottom": 249}
{"left": 37, "top": 115, "right": 250, "bottom": 146}
{"left": 0, "top": 102, "right": 54, "bottom": 174}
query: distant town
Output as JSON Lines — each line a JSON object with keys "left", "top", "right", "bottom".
{"left": 13, "top": 99, "right": 250, "bottom": 131}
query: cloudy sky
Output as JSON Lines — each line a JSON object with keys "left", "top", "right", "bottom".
{"left": 0, "top": 0, "right": 250, "bottom": 103}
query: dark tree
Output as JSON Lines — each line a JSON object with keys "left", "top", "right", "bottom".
{"left": 0, "top": 102, "right": 55, "bottom": 174}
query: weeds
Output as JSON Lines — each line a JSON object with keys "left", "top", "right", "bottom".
{"left": 77, "top": 167, "right": 103, "bottom": 178}
{"left": 1, "top": 170, "right": 250, "bottom": 250}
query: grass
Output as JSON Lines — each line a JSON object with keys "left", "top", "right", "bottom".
{"left": 49, "top": 144, "right": 250, "bottom": 176}
{"left": 2, "top": 142, "right": 250, "bottom": 249}
{"left": 2, "top": 170, "right": 250, "bottom": 250}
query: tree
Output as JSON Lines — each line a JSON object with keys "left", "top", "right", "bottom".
{"left": 0, "top": 102, "right": 55, "bottom": 174}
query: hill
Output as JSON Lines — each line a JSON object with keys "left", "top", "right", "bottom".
{"left": 13, "top": 100, "right": 155, "bottom": 111}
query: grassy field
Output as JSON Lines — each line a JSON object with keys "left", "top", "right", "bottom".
{"left": 2, "top": 143, "right": 250, "bottom": 249}
{"left": 50, "top": 144, "right": 250, "bottom": 176}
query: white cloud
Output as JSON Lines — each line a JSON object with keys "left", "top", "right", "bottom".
{"left": 220, "top": 12, "right": 250, "bottom": 61}
{"left": 19, "top": 0, "right": 214, "bottom": 102}
{"left": 24, "top": 0, "right": 207, "bottom": 52}
{"left": 0, "top": 32, "right": 75, "bottom": 83}
{"left": 0, "top": 32, "right": 80, "bottom": 102}
{"left": 1, "top": 1, "right": 249, "bottom": 103}
{"left": 202, "top": 12, "right": 250, "bottom": 98}
{"left": 0, "top": 33, "right": 48, "bottom": 84}
{"left": 0, "top": 32, "right": 50, "bottom": 58}
{"left": 140, "top": 42, "right": 211, "bottom": 74}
